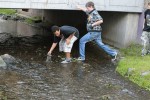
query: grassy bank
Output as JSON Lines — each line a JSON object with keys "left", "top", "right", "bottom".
{"left": 116, "top": 44, "right": 150, "bottom": 91}
{"left": 0, "top": 9, "right": 16, "bottom": 15}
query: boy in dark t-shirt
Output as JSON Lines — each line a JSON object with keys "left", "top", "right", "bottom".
{"left": 141, "top": 2, "right": 150, "bottom": 56}
{"left": 47, "top": 25, "right": 79, "bottom": 63}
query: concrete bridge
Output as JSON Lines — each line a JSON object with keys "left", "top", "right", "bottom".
{"left": 0, "top": 0, "right": 144, "bottom": 12}
{"left": 0, "top": 0, "right": 145, "bottom": 48}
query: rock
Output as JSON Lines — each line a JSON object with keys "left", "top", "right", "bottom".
{"left": 1, "top": 54, "right": 22, "bottom": 70}
{"left": 0, "top": 56, "right": 7, "bottom": 69}
{"left": 141, "top": 71, "right": 150, "bottom": 76}
{"left": 31, "top": 58, "right": 34, "bottom": 60}
{"left": 126, "top": 68, "right": 135, "bottom": 76}
{"left": 0, "top": 33, "right": 12, "bottom": 43}
{"left": 121, "top": 89, "right": 134, "bottom": 96}
{"left": 2, "top": 15, "right": 8, "bottom": 20}
{"left": 1, "top": 54, "right": 16, "bottom": 65}
{"left": 2, "top": 15, "right": 11, "bottom": 20}
{"left": 46, "top": 55, "right": 52, "bottom": 63}
{"left": 100, "top": 95, "right": 112, "bottom": 100}
{"left": 11, "top": 15, "right": 20, "bottom": 21}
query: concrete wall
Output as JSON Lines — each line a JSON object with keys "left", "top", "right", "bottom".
{"left": 0, "top": 19, "right": 17, "bottom": 35}
{"left": 0, "top": 19, "right": 44, "bottom": 37}
{"left": 17, "top": 22, "right": 44, "bottom": 36}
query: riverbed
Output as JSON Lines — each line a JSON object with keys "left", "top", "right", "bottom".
{"left": 0, "top": 35, "right": 150, "bottom": 100}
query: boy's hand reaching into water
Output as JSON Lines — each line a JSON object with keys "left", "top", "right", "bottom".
{"left": 46, "top": 51, "right": 52, "bottom": 62}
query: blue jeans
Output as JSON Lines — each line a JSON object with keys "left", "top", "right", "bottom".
{"left": 79, "top": 32, "right": 117, "bottom": 59}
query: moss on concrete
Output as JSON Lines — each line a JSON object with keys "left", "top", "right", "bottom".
{"left": 25, "top": 16, "right": 42, "bottom": 24}
{"left": 0, "top": 9, "right": 16, "bottom": 15}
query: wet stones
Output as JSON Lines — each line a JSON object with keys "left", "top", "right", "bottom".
{"left": 0, "top": 54, "right": 19, "bottom": 70}
{"left": 0, "top": 34, "right": 51, "bottom": 46}
{"left": 1, "top": 15, "right": 25, "bottom": 21}
{"left": 100, "top": 95, "right": 112, "bottom": 100}
{"left": 1, "top": 54, "right": 16, "bottom": 65}
{"left": 0, "top": 33, "right": 12, "bottom": 44}
{"left": 0, "top": 56, "right": 7, "bottom": 69}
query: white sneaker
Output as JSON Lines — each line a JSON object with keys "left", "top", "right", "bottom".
{"left": 61, "top": 59, "right": 71, "bottom": 64}
{"left": 77, "top": 57, "right": 85, "bottom": 61}
{"left": 111, "top": 53, "right": 117, "bottom": 62}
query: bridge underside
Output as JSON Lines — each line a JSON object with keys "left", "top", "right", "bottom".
{"left": 0, "top": 0, "right": 144, "bottom": 13}
{"left": 43, "top": 10, "right": 140, "bottom": 48}
{"left": 0, "top": 0, "right": 144, "bottom": 48}
{"left": 0, "top": 9, "right": 141, "bottom": 48}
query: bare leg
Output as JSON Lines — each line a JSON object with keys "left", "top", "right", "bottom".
{"left": 61, "top": 52, "right": 71, "bottom": 63}
{"left": 65, "top": 52, "right": 71, "bottom": 60}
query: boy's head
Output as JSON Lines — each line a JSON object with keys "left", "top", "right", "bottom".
{"left": 51, "top": 25, "right": 60, "bottom": 37}
{"left": 85, "top": 1, "right": 95, "bottom": 12}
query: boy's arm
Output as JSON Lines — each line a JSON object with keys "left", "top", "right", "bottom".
{"left": 76, "top": 5, "right": 87, "bottom": 12}
{"left": 92, "top": 20, "right": 103, "bottom": 27}
{"left": 66, "top": 32, "right": 75, "bottom": 45}
{"left": 47, "top": 43, "right": 57, "bottom": 55}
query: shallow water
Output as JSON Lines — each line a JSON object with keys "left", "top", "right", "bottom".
{"left": 0, "top": 36, "right": 150, "bottom": 100}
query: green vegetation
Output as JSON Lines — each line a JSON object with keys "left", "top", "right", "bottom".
{"left": 0, "top": 91, "right": 7, "bottom": 100}
{"left": 0, "top": 9, "right": 16, "bottom": 15}
{"left": 0, "top": 9, "right": 42, "bottom": 24}
{"left": 116, "top": 44, "right": 150, "bottom": 91}
{"left": 25, "top": 18, "right": 33, "bottom": 24}
{"left": 25, "top": 16, "right": 42, "bottom": 24}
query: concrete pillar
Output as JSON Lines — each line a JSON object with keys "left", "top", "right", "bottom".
{"left": 101, "top": 12, "right": 139, "bottom": 48}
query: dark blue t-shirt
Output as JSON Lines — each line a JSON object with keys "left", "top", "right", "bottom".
{"left": 53, "top": 26, "right": 79, "bottom": 43}
{"left": 143, "top": 9, "right": 150, "bottom": 32}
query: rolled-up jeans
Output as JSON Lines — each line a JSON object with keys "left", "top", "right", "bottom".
{"left": 79, "top": 32, "right": 117, "bottom": 60}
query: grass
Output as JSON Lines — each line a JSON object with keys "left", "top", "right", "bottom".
{"left": 0, "top": 9, "right": 16, "bottom": 15}
{"left": 116, "top": 44, "right": 150, "bottom": 91}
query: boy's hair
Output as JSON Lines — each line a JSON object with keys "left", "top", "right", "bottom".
{"left": 85, "top": 1, "right": 95, "bottom": 8}
{"left": 51, "top": 25, "right": 60, "bottom": 33}
{"left": 148, "top": 2, "right": 150, "bottom": 6}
